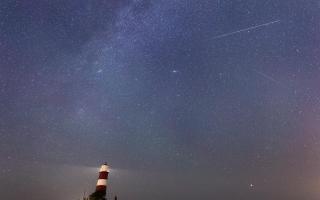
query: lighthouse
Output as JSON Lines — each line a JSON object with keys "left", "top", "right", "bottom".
{"left": 96, "top": 163, "right": 109, "bottom": 193}
{"left": 89, "top": 163, "right": 110, "bottom": 200}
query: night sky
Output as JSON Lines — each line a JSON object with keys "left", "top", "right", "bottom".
{"left": 1, "top": 0, "right": 320, "bottom": 200}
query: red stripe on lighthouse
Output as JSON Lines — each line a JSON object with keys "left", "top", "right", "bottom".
{"left": 98, "top": 171, "right": 109, "bottom": 179}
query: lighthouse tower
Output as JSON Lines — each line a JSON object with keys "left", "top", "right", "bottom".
{"left": 89, "top": 163, "right": 110, "bottom": 200}
{"left": 96, "top": 163, "right": 109, "bottom": 193}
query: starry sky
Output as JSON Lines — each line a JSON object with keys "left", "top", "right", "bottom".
{"left": 1, "top": 0, "right": 320, "bottom": 200}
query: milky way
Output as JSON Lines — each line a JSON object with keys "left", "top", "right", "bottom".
{"left": 1, "top": 1, "right": 320, "bottom": 200}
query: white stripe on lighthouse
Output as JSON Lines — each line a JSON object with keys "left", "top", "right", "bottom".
{"left": 97, "top": 179, "right": 107, "bottom": 186}
{"left": 99, "top": 165, "right": 110, "bottom": 172}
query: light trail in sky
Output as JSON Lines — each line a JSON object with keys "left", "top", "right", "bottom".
{"left": 212, "top": 20, "right": 281, "bottom": 39}
{"left": 253, "top": 69, "right": 280, "bottom": 85}
{"left": 253, "top": 69, "right": 291, "bottom": 90}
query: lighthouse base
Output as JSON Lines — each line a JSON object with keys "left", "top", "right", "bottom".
{"left": 89, "top": 191, "right": 106, "bottom": 200}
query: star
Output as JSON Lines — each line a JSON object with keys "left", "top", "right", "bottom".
{"left": 171, "top": 70, "right": 178, "bottom": 73}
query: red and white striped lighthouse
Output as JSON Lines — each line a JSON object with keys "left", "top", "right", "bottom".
{"left": 95, "top": 163, "right": 110, "bottom": 194}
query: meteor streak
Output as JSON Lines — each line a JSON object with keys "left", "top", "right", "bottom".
{"left": 253, "top": 69, "right": 280, "bottom": 85}
{"left": 212, "top": 20, "right": 280, "bottom": 39}
{"left": 253, "top": 69, "right": 289, "bottom": 89}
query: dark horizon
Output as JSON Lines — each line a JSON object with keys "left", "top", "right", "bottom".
{"left": 1, "top": 1, "right": 320, "bottom": 200}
